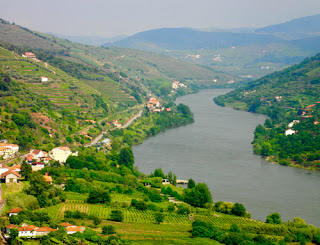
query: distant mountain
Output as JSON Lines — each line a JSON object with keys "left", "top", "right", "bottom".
{"left": 103, "top": 28, "right": 284, "bottom": 51}
{"left": 47, "top": 33, "right": 128, "bottom": 46}
{"left": 255, "top": 14, "right": 320, "bottom": 40}
{"left": 290, "top": 35, "right": 320, "bottom": 52}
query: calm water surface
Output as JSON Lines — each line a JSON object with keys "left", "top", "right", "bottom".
{"left": 133, "top": 89, "right": 320, "bottom": 226}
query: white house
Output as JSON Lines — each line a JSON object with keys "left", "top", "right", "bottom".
{"left": 1, "top": 170, "right": 21, "bottom": 183}
{"left": 18, "top": 225, "right": 38, "bottom": 237}
{"left": 285, "top": 129, "right": 296, "bottom": 136}
{"left": 288, "top": 120, "right": 300, "bottom": 128}
{"left": 59, "top": 222, "right": 85, "bottom": 234}
{"left": 49, "top": 147, "right": 77, "bottom": 163}
{"left": 41, "top": 77, "right": 48, "bottom": 82}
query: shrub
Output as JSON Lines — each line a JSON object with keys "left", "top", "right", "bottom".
{"left": 102, "top": 225, "right": 115, "bottom": 235}
{"left": 154, "top": 211, "right": 165, "bottom": 224}
{"left": 110, "top": 210, "right": 123, "bottom": 222}
{"left": 191, "top": 220, "right": 213, "bottom": 238}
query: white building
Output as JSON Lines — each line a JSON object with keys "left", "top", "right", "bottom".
{"left": 285, "top": 129, "right": 296, "bottom": 136}
{"left": 49, "top": 147, "right": 77, "bottom": 163}
{"left": 288, "top": 120, "right": 300, "bottom": 128}
{"left": 41, "top": 77, "right": 48, "bottom": 82}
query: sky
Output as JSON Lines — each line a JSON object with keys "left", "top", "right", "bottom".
{"left": 1, "top": 0, "right": 320, "bottom": 38}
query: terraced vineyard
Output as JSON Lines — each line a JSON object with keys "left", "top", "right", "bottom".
{"left": 45, "top": 200, "right": 267, "bottom": 228}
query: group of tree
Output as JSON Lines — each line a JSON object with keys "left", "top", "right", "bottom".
{"left": 214, "top": 201, "right": 250, "bottom": 218}
{"left": 191, "top": 215, "right": 320, "bottom": 245}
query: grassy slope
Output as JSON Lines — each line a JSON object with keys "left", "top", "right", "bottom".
{"left": 0, "top": 20, "right": 234, "bottom": 89}
{"left": 215, "top": 53, "right": 320, "bottom": 112}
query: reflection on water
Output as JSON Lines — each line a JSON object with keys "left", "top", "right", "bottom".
{"left": 133, "top": 89, "right": 320, "bottom": 226}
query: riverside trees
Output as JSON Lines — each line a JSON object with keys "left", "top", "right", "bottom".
{"left": 183, "top": 183, "right": 212, "bottom": 208}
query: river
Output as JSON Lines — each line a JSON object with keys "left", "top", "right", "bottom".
{"left": 133, "top": 89, "right": 320, "bottom": 226}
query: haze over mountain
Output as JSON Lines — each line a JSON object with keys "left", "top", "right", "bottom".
{"left": 47, "top": 33, "right": 128, "bottom": 46}
{"left": 104, "top": 14, "right": 320, "bottom": 52}
{"left": 255, "top": 14, "right": 320, "bottom": 40}
{"left": 102, "top": 14, "right": 320, "bottom": 79}
{"left": 103, "top": 28, "right": 284, "bottom": 51}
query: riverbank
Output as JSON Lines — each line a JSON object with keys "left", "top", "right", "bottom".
{"left": 133, "top": 89, "right": 320, "bottom": 227}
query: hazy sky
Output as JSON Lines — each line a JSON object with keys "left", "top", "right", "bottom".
{"left": 1, "top": 0, "right": 320, "bottom": 37}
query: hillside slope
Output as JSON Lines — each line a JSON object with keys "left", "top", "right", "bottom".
{"left": 214, "top": 53, "right": 320, "bottom": 169}
{"left": 0, "top": 19, "right": 232, "bottom": 89}
{"left": 255, "top": 14, "right": 320, "bottom": 40}
{"left": 104, "top": 27, "right": 284, "bottom": 51}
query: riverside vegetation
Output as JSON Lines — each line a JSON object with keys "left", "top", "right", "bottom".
{"left": 0, "top": 18, "right": 320, "bottom": 245}
{"left": 214, "top": 53, "right": 320, "bottom": 170}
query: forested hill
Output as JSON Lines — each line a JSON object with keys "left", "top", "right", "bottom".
{"left": 0, "top": 18, "right": 233, "bottom": 88}
{"left": 214, "top": 53, "right": 320, "bottom": 115}
{"left": 104, "top": 27, "right": 284, "bottom": 51}
{"left": 214, "top": 53, "right": 320, "bottom": 170}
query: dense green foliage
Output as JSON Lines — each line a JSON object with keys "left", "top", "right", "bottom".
{"left": 87, "top": 188, "right": 111, "bottom": 204}
{"left": 214, "top": 53, "right": 320, "bottom": 169}
{"left": 192, "top": 219, "right": 320, "bottom": 245}
{"left": 183, "top": 183, "right": 212, "bottom": 208}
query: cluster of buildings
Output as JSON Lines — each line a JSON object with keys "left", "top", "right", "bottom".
{"left": 171, "top": 81, "right": 187, "bottom": 91}
{"left": 0, "top": 142, "right": 19, "bottom": 159}
{"left": 146, "top": 97, "right": 172, "bottom": 113}
{"left": 285, "top": 102, "right": 320, "bottom": 136}
{"left": 0, "top": 146, "right": 77, "bottom": 184}
{"left": 21, "top": 52, "right": 50, "bottom": 83}
{"left": 5, "top": 208, "right": 85, "bottom": 238}
{"left": 25, "top": 147, "right": 77, "bottom": 167}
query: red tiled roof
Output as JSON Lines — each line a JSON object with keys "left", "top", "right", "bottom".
{"left": 6, "top": 224, "right": 18, "bottom": 229}
{"left": 31, "top": 149, "right": 41, "bottom": 155}
{"left": 66, "top": 226, "right": 85, "bottom": 232}
{"left": 26, "top": 154, "right": 34, "bottom": 161}
{"left": 18, "top": 225, "right": 37, "bottom": 231}
{"left": 10, "top": 165, "right": 21, "bottom": 171}
{"left": 35, "top": 226, "right": 56, "bottom": 232}
{"left": 1, "top": 170, "right": 22, "bottom": 178}
{"left": 59, "top": 222, "right": 74, "bottom": 227}
{"left": 9, "top": 207, "right": 22, "bottom": 214}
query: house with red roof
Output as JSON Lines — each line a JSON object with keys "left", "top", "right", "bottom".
{"left": 1, "top": 170, "right": 21, "bottom": 183}
{"left": 59, "top": 222, "right": 85, "bottom": 234}
{"left": 18, "top": 225, "right": 38, "bottom": 237}
{"left": 22, "top": 52, "right": 36, "bottom": 59}
{"left": 8, "top": 207, "right": 22, "bottom": 216}
{"left": 5, "top": 224, "right": 19, "bottom": 234}
{"left": 35, "top": 226, "right": 56, "bottom": 236}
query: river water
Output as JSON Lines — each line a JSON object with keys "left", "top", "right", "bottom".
{"left": 133, "top": 89, "right": 320, "bottom": 226}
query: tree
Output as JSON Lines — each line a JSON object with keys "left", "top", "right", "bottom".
{"left": 27, "top": 171, "right": 50, "bottom": 207}
{"left": 20, "top": 161, "right": 32, "bottom": 180}
{"left": 118, "top": 147, "right": 134, "bottom": 170}
{"left": 154, "top": 168, "right": 165, "bottom": 178}
{"left": 110, "top": 210, "right": 123, "bottom": 222}
{"left": 9, "top": 228, "right": 19, "bottom": 244}
{"left": 92, "top": 216, "right": 101, "bottom": 227}
{"left": 266, "top": 213, "right": 282, "bottom": 224}
{"left": 66, "top": 156, "right": 84, "bottom": 169}
{"left": 87, "top": 189, "right": 111, "bottom": 204}
{"left": 102, "top": 225, "right": 115, "bottom": 235}
{"left": 232, "top": 203, "right": 246, "bottom": 217}
{"left": 154, "top": 212, "right": 165, "bottom": 224}
{"left": 187, "top": 178, "right": 195, "bottom": 189}
{"left": 184, "top": 183, "right": 212, "bottom": 208}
